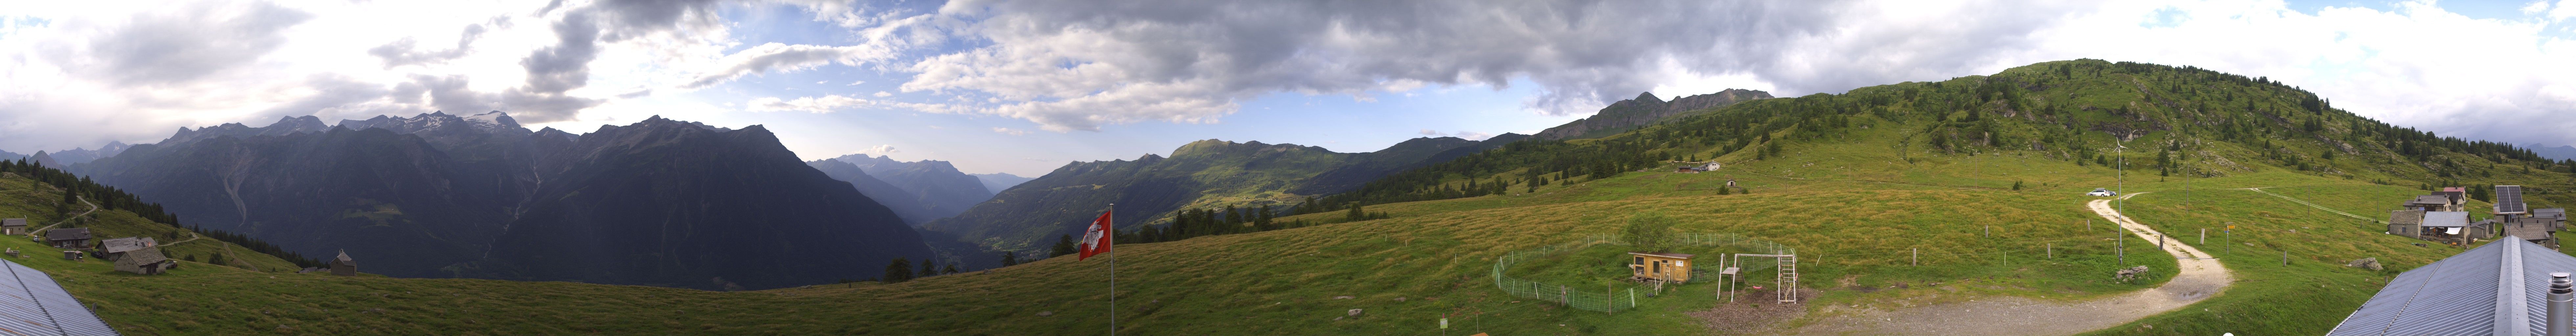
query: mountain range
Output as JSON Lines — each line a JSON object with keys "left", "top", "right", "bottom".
{"left": 918, "top": 135, "right": 1522, "bottom": 256}
{"left": 72, "top": 111, "right": 932, "bottom": 290}
{"left": 1531, "top": 89, "right": 1771, "bottom": 140}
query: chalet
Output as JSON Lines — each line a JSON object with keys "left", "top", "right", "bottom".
{"left": 2387, "top": 210, "right": 2425, "bottom": 237}
{"left": 2434, "top": 186, "right": 2468, "bottom": 203}
{"left": 1699, "top": 162, "right": 1722, "bottom": 171}
{"left": 2505, "top": 217, "right": 2560, "bottom": 248}
{"left": 96, "top": 237, "right": 156, "bottom": 261}
{"left": 2326, "top": 239, "right": 2576, "bottom": 335}
{"left": 330, "top": 249, "right": 356, "bottom": 276}
{"left": 2401, "top": 195, "right": 2460, "bottom": 212}
{"left": 113, "top": 246, "right": 173, "bottom": 275}
{"left": 43, "top": 228, "right": 90, "bottom": 249}
{"left": 2414, "top": 211, "right": 2488, "bottom": 243}
{"left": 0, "top": 218, "right": 25, "bottom": 235}
{"left": 2538, "top": 208, "right": 2568, "bottom": 231}
{"left": 1629, "top": 252, "right": 1694, "bottom": 283}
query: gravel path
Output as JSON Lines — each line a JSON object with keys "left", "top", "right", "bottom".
{"left": 1777, "top": 192, "right": 2233, "bottom": 336}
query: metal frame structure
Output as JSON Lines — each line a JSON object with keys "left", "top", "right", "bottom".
{"left": 1723, "top": 253, "right": 1800, "bottom": 303}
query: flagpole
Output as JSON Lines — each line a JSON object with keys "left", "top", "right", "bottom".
{"left": 1108, "top": 203, "right": 1117, "bottom": 336}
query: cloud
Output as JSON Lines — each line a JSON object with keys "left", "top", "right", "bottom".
{"left": 1418, "top": 129, "right": 1438, "bottom": 136}
{"left": 1448, "top": 131, "right": 1495, "bottom": 141}
{"left": 900, "top": 0, "right": 1858, "bottom": 131}
{"left": 873, "top": 91, "right": 892, "bottom": 97}
{"left": 680, "top": 42, "right": 893, "bottom": 89}
{"left": 84, "top": 1, "right": 313, "bottom": 87}
{"left": 368, "top": 23, "right": 487, "bottom": 68}
{"left": 854, "top": 144, "right": 898, "bottom": 155}
{"left": 745, "top": 94, "right": 962, "bottom": 115}
{"left": 991, "top": 127, "right": 1030, "bottom": 136}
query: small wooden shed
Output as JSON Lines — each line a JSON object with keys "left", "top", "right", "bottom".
{"left": 0, "top": 219, "right": 25, "bottom": 235}
{"left": 1629, "top": 252, "right": 1695, "bottom": 283}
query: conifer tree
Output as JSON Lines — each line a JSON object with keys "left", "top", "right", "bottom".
{"left": 921, "top": 260, "right": 938, "bottom": 277}
{"left": 1051, "top": 235, "right": 1076, "bottom": 257}
{"left": 883, "top": 258, "right": 913, "bottom": 283}
{"left": 1001, "top": 252, "right": 1018, "bottom": 267}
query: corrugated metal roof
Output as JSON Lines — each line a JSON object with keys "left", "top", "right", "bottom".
{"left": 0, "top": 259, "right": 118, "bottom": 336}
{"left": 2424, "top": 212, "right": 2473, "bottom": 227}
{"left": 2329, "top": 239, "right": 2576, "bottom": 336}
{"left": 2412, "top": 195, "right": 2457, "bottom": 205}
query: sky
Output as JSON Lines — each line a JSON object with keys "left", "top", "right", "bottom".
{"left": 0, "top": 0, "right": 2571, "bottom": 176}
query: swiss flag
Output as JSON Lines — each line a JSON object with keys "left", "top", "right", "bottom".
{"left": 1077, "top": 209, "right": 1113, "bottom": 260}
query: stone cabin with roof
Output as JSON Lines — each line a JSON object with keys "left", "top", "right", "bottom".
{"left": 113, "top": 246, "right": 174, "bottom": 275}
{"left": 96, "top": 237, "right": 156, "bottom": 261}
{"left": 329, "top": 249, "right": 356, "bottom": 276}
{"left": 43, "top": 228, "right": 90, "bottom": 249}
{"left": 0, "top": 219, "right": 25, "bottom": 235}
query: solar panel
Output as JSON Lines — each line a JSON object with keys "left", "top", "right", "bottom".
{"left": 0, "top": 260, "right": 117, "bottom": 336}
{"left": 2497, "top": 185, "right": 2528, "bottom": 214}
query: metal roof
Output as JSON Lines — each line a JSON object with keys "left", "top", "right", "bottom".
{"left": 1627, "top": 252, "right": 1695, "bottom": 259}
{"left": 2422, "top": 212, "right": 2472, "bottom": 227}
{"left": 94, "top": 238, "right": 150, "bottom": 254}
{"left": 2410, "top": 195, "right": 2456, "bottom": 205}
{"left": 0, "top": 258, "right": 119, "bottom": 336}
{"left": 2329, "top": 239, "right": 2576, "bottom": 336}
{"left": 0, "top": 219, "right": 22, "bottom": 228}
{"left": 2535, "top": 208, "right": 2566, "bottom": 221}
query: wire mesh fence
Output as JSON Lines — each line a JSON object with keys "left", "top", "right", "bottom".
{"left": 1491, "top": 233, "right": 1794, "bottom": 313}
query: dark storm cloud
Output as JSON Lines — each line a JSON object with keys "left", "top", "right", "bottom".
{"left": 907, "top": 0, "right": 2113, "bottom": 131}
{"left": 86, "top": 1, "right": 313, "bottom": 86}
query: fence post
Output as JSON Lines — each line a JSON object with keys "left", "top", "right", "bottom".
{"left": 2200, "top": 228, "right": 2206, "bottom": 244}
{"left": 2047, "top": 243, "right": 2052, "bottom": 259}
{"left": 1912, "top": 248, "right": 1918, "bottom": 266}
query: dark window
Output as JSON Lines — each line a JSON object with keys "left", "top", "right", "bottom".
{"left": 1634, "top": 256, "right": 1643, "bottom": 265}
{"left": 1653, "top": 262, "right": 1662, "bottom": 273}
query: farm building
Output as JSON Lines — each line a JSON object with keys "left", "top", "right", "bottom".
{"left": 2408, "top": 211, "right": 2487, "bottom": 243}
{"left": 2401, "top": 195, "right": 2461, "bottom": 212}
{"left": 2326, "top": 238, "right": 2576, "bottom": 336}
{"left": 96, "top": 237, "right": 155, "bottom": 261}
{"left": 2504, "top": 217, "right": 2559, "bottom": 248}
{"left": 0, "top": 258, "right": 120, "bottom": 335}
{"left": 112, "top": 246, "right": 173, "bottom": 275}
{"left": 0, "top": 218, "right": 25, "bottom": 235}
{"left": 44, "top": 228, "right": 90, "bottom": 249}
{"left": 330, "top": 249, "right": 357, "bottom": 276}
{"left": 2387, "top": 210, "right": 2425, "bottom": 237}
{"left": 1628, "top": 252, "right": 1694, "bottom": 283}
{"left": 2433, "top": 186, "right": 2468, "bottom": 204}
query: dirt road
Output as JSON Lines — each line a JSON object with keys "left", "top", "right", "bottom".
{"left": 1780, "top": 193, "right": 2233, "bottom": 336}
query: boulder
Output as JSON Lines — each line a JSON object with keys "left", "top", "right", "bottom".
{"left": 1331, "top": 296, "right": 1354, "bottom": 300}
{"left": 2346, "top": 258, "right": 2382, "bottom": 271}
{"left": 1348, "top": 309, "right": 1363, "bottom": 317}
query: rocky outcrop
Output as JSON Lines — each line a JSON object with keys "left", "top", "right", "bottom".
{"left": 1533, "top": 89, "right": 1771, "bottom": 140}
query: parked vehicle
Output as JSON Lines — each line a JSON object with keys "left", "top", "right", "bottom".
{"left": 2087, "top": 188, "right": 2117, "bottom": 197}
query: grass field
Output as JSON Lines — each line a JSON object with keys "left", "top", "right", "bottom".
{"left": 4, "top": 110, "right": 2546, "bottom": 335}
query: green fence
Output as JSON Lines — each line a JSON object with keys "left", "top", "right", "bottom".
{"left": 1490, "top": 233, "right": 1795, "bottom": 313}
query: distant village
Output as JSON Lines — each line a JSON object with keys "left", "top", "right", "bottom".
{"left": 2386, "top": 185, "right": 2566, "bottom": 249}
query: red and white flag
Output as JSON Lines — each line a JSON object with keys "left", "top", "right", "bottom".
{"left": 1077, "top": 209, "right": 1113, "bottom": 260}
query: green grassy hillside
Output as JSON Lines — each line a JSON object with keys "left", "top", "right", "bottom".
{"left": 27, "top": 59, "right": 2567, "bottom": 335}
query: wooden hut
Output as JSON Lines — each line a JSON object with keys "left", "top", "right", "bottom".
{"left": 1628, "top": 252, "right": 1695, "bottom": 283}
{"left": 329, "top": 249, "right": 356, "bottom": 276}
{"left": 44, "top": 228, "right": 89, "bottom": 249}
{"left": 0, "top": 219, "right": 25, "bottom": 235}
{"left": 113, "top": 246, "right": 173, "bottom": 275}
